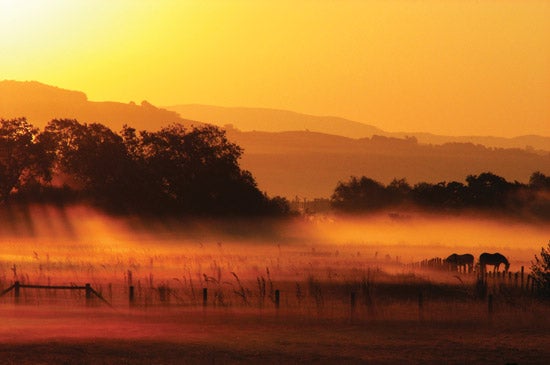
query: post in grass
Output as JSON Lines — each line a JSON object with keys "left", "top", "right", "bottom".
{"left": 275, "top": 289, "right": 280, "bottom": 309}
{"left": 350, "top": 291, "right": 356, "bottom": 322}
{"left": 418, "top": 291, "right": 424, "bottom": 321}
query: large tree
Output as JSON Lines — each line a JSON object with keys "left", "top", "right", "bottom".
{"left": 529, "top": 171, "right": 550, "bottom": 191}
{"left": 331, "top": 176, "right": 390, "bottom": 212}
{"left": 123, "top": 123, "right": 273, "bottom": 215}
{"left": 412, "top": 181, "right": 468, "bottom": 209}
{"left": 465, "top": 172, "right": 516, "bottom": 208}
{"left": 0, "top": 118, "right": 52, "bottom": 202}
{"left": 40, "top": 119, "right": 136, "bottom": 210}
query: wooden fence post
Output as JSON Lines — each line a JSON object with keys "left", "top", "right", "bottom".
{"left": 158, "top": 285, "right": 168, "bottom": 304}
{"left": 202, "top": 288, "right": 207, "bottom": 307}
{"left": 14, "top": 281, "right": 20, "bottom": 305}
{"left": 350, "top": 292, "right": 356, "bottom": 321}
{"left": 85, "top": 283, "right": 92, "bottom": 306}
{"left": 521, "top": 266, "right": 524, "bottom": 290}
{"left": 275, "top": 289, "right": 280, "bottom": 309}
{"left": 418, "top": 291, "right": 424, "bottom": 321}
{"left": 129, "top": 285, "right": 135, "bottom": 307}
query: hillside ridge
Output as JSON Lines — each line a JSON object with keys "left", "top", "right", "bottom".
{"left": 166, "top": 104, "right": 550, "bottom": 152}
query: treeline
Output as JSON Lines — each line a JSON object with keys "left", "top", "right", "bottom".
{"left": 0, "top": 118, "right": 290, "bottom": 216}
{"left": 331, "top": 172, "right": 550, "bottom": 219}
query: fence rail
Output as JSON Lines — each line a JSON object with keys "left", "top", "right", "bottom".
{"left": 0, "top": 281, "right": 112, "bottom": 308}
{"left": 0, "top": 272, "right": 547, "bottom": 322}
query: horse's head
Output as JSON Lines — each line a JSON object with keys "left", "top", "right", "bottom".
{"left": 500, "top": 254, "right": 510, "bottom": 271}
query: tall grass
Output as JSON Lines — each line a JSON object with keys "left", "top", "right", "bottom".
{"left": 0, "top": 241, "right": 547, "bottom": 327}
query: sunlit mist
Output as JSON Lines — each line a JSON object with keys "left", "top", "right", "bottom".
{"left": 0, "top": 205, "right": 546, "bottom": 285}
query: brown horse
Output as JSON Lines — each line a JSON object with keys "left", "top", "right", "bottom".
{"left": 479, "top": 252, "right": 510, "bottom": 273}
{"left": 444, "top": 253, "right": 474, "bottom": 273}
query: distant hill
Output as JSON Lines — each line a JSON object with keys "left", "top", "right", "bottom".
{"left": 165, "top": 104, "right": 385, "bottom": 137}
{"left": 225, "top": 128, "right": 550, "bottom": 198}
{"left": 0, "top": 80, "right": 188, "bottom": 131}
{"left": 166, "top": 104, "right": 550, "bottom": 152}
{"left": 1, "top": 81, "right": 548, "bottom": 199}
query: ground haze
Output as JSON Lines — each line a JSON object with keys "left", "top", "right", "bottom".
{"left": 0, "top": 205, "right": 548, "bottom": 363}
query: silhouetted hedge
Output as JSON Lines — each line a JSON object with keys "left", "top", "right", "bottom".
{"left": 331, "top": 172, "right": 550, "bottom": 220}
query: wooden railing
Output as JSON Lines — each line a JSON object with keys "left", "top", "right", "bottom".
{"left": 0, "top": 281, "right": 112, "bottom": 307}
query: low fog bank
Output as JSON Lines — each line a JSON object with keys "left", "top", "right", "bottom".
{"left": 0, "top": 203, "right": 303, "bottom": 244}
{"left": 0, "top": 203, "right": 546, "bottom": 266}
{"left": 312, "top": 211, "right": 548, "bottom": 266}
{"left": 0, "top": 204, "right": 547, "bottom": 328}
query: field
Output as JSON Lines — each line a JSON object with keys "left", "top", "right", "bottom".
{"left": 0, "top": 205, "right": 549, "bottom": 364}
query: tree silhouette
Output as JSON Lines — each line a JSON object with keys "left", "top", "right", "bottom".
{"left": 0, "top": 118, "right": 52, "bottom": 202}
{"left": 40, "top": 119, "right": 136, "bottom": 211}
{"left": 330, "top": 172, "right": 549, "bottom": 220}
{"left": 0, "top": 116, "right": 546, "bottom": 220}
{"left": 529, "top": 171, "right": 550, "bottom": 191}
{"left": 0, "top": 118, "right": 289, "bottom": 216}
{"left": 526, "top": 171, "right": 550, "bottom": 220}
{"left": 386, "top": 178, "right": 412, "bottom": 206}
{"left": 465, "top": 172, "right": 514, "bottom": 208}
{"left": 331, "top": 176, "right": 389, "bottom": 212}
{"left": 412, "top": 182, "right": 447, "bottom": 208}
{"left": 122, "top": 123, "right": 274, "bottom": 215}
{"left": 412, "top": 180, "right": 468, "bottom": 209}
{"left": 444, "top": 181, "right": 468, "bottom": 209}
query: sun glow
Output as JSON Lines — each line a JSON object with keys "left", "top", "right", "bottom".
{"left": 2, "top": 1, "right": 548, "bottom": 136}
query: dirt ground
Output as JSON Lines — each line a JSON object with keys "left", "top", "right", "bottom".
{"left": 0, "top": 306, "right": 549, "bottom": 364}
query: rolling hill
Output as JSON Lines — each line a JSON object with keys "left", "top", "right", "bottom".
{"left": 224, "top": 128, "right": 550, "bottom": 198}
{"left": 166, "top": 104, "right": 550, "bottom": 152}
{"left": 1, "top": 81, "right": 548, "bottom": 199}
{"left": 164, "top": 104, "right": 386, "bottom": 138}
{"left": 0, "top": 80, "right": 188, "bottom": 131}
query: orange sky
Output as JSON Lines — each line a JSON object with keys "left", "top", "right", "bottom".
{"left": 1, "top": 0, "right": 549, "bottom": 137}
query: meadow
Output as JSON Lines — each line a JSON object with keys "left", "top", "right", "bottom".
{"left": 0, "top": 205, "right": 549, "bottom": 364}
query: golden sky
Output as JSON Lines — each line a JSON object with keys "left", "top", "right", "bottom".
{"left": 1, "top": 0, "right": 549, "bottom": 137}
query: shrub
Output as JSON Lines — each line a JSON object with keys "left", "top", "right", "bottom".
{"left": 531, "top": 242, "right": 550, "bottom": 297}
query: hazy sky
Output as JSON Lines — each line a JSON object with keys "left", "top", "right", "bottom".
{"left": 1, "top": 0, "right": 549, "bottom": 137}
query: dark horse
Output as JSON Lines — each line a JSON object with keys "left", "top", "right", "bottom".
{"left": 479, "top": 252, "right": 510, "bottom": 273}
{"left": 444, "top": 253, "right": 474, "bottom": 273}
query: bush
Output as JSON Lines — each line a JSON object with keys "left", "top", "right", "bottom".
{"left": 531, "top": 242, "right": 550, "bottom": 297}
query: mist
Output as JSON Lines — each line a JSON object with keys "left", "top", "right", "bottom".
{"left": 0, "top": 203, "right": 549, "bottom": 365}
{"left": 0, "top": 204, "right": 546, "bottom": 280}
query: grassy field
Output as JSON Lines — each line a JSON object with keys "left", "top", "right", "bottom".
{"left": 0, "top": 206, "right": 548, "bottom": 363}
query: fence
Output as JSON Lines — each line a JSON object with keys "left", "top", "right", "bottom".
{"left": 412, "top": 257, "right": 531, "bottom": 285}
{"left": 0, "top": 281, "right": 112, "bottom": 307}
{"left": 0, "top": 273, "right": 547, "bottom": 324}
